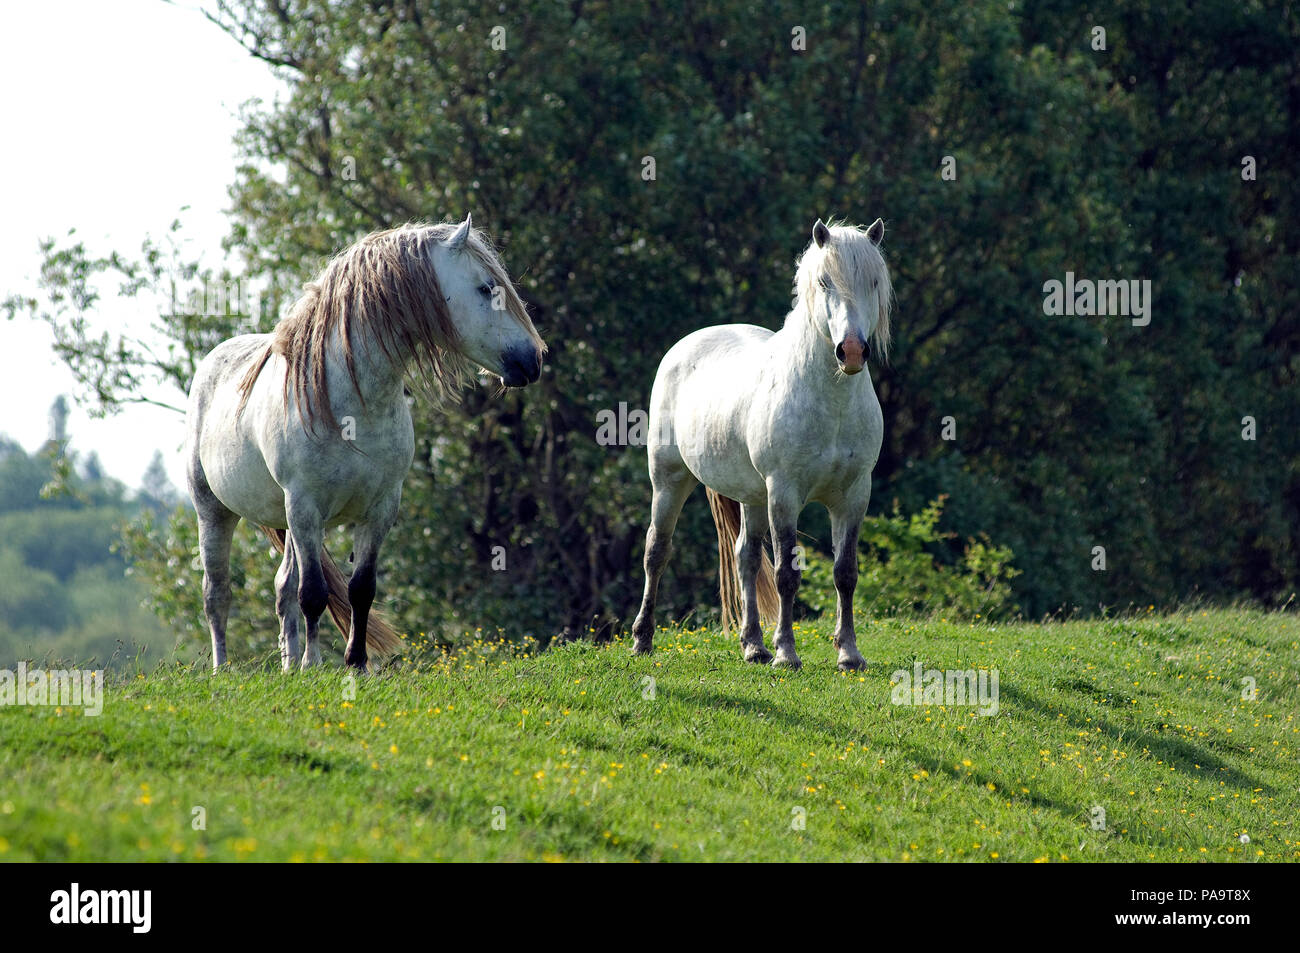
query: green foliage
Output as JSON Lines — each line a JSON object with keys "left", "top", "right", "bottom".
{"left": 0, "top": 437, "right": 173, "bottom": 668}
{"left": 0, "top": 548, "right": 70, "bottom": 633}
{"left": 802, "top": 496, "right": 1019, "bottom": 620}
{"left": 0, "top": 508, "right": 126, "bottom": 581}
{"left": 119, "top": 507, "right": 280, "bottom": 661}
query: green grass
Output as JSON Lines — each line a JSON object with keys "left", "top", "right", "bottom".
{"left": 1, "top": 608, "right": 1296, "bottom": 861}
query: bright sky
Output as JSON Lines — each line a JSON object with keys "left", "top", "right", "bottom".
{"left": 0, "top": 0, "right": 283, "bottom": 492}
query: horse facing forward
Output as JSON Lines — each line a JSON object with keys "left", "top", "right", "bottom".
{"left": 632, "top": 218, "right": 891, "bottom": 670}
{"left": 186, "top": 217, "right": 545, "bottom": 671}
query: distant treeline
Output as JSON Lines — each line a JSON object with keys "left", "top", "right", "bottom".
{"left": 0, "top": 436, "right": 176, "bottom": 668}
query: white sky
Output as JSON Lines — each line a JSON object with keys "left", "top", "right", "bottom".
{"left": 0, "top": 0, "right": 284, "bottom": 492}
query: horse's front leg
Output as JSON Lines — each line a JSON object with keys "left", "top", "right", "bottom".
{"left": 737, "top": 503, "right": 773, "bottom": 664}
{"left": 286, "top": 500, "right": 330, "bottom": 672}
{"left": 828, "top": 501, "right": 868, "bottom": 671}
{"left": 767, "top": 485, "right": 802, "bottom": 670}
{"left": 274, "top": 535, "right": 301, "bottom": 672}
{"left": 343, "top": 502, "right": 398, "bottom": 671}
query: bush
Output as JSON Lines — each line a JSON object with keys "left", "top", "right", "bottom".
{"left": 801, "top": 496, "right": 1019, "bottom": 621}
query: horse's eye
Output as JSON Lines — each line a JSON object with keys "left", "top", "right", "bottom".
{"left": 478, "top": 283, "right": 493, "bottom": 297}
{"left": 819, "top": 276, "right": 834, "bottom": 293}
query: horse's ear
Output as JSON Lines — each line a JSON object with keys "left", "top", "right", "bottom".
{"left": 866, "top": 218, "right": 884, "bottom": 245}
{"left": 812, "top": 219, "right": 831, "bottom": 248}
{"left": 448, "top": 214, "right": 472, "bottom": 251}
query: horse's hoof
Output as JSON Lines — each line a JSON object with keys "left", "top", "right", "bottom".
{"left": 743, "top": 645, "right": 773, "bottom": 664}
{"left": 771, "top": 652, "right": 802, "bottom": 671}
{"left": 837, "top": 653, "right": 867, "bottom": 672}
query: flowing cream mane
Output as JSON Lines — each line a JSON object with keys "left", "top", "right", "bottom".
{"left": 238, "top": 222, "right": 542, "bottom": 433}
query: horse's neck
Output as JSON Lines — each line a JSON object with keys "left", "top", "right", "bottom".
{"left": 333, "top": 325, "right": 407, "bottom": 404}
{"left": 774, "top": 304, "right": 872, "bottom": 404}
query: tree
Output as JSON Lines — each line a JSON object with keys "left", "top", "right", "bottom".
{"left": 6, "top": 0, "right": 1297, "bottom": 654}
{"left": 139, "top": 450, "right": 180, "bottom": 514}
{"left": 47, "top": 395, "right": 69, "bottom": 447}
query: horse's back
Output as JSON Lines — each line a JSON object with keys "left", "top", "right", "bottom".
{"left": 186, "top": 334, "right": 286, "bottom": 522}
{"left": 657, "top": 323, "right": 770, "bottom": 369}
{"left": 652, "top": 323, "right": 772, "bottom": 408}
{"left": 649, "top": 324, "right": 775, "bottom": 503}
{"left": 187, "top": 334, "right": 274, "bottom": 450}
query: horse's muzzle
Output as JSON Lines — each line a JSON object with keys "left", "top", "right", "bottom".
{"left": 501, "top": 346, "right": 542, "bottom": 387}
{"left": 835, "top": 336, "right": 866, "bottom": 375}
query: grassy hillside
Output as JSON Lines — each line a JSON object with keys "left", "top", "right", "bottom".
{"left": 1, "top": 609, "right": 1296, "bottom": 862}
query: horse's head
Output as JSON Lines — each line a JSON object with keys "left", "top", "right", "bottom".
{"left": 434, "top": 215, "right": 546, "bottom": 388}
{"left": 797, "top": 217, "right": 891, "bottom": 374}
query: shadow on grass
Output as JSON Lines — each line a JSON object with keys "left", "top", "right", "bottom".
{"left": 997, "top": 681, "right": 1268, "bottom": 795}
{"left": 653, "top": 669, "right": 1268, "bottom": 853}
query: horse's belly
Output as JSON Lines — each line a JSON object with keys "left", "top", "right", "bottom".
{"left": 199, "top": 421, "right": 290, "bottom": 527}
{"left": 658, "top": 339, "right": 767, "bottom": 504}
{"left": 674, "top": 397, "right": 768, "bottom": 504}
{"left": 207, "top": 466, "right": 287, "bottom": 527}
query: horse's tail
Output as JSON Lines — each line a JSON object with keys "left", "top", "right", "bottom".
{"left": 706, "top": 489, "right": 779, "bottom": 632}
{"left": 261, "top": 527, "right": 405, "bottom": 657}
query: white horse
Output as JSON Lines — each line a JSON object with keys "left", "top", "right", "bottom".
{"left": 631, "top": 218, "right": 892, "bottom": 670}
{"left": 186, "top": 216, "right": 545, "bottom": 671}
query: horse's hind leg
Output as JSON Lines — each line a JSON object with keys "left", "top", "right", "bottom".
{"left": 828, "top": 501, "right": 868, "bottom": 671}
{"left": 274, "top": 536, "right": 301, "bottom": 672}
{"left": 631, "top": 461, "right": 696, "bottom": 654}
{"left": 767, "top": 481, "right": 803, "bottom": 670}
{"left": 194, "top": 495, "right": 239, "bottom": 670}
{"left": 737, "top": 503, "right": 773, "bottom": 664}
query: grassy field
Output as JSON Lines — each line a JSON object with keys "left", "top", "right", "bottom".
{"left": 0, "top": 608, "right": 1296, "bottom": 862}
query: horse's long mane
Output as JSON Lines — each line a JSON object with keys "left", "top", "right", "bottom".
{"left": 792, "top": 220, "right": 893, "bottom": 359}
{"left": 238, "top": 222, "right": 536, "bottom": 434}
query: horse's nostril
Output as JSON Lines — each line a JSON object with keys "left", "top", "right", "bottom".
{"left": 835, "top": 343, "right": 846, "bottom": 363}
{"left": 502, "top": 347, "right": 541, "bottom": 386}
